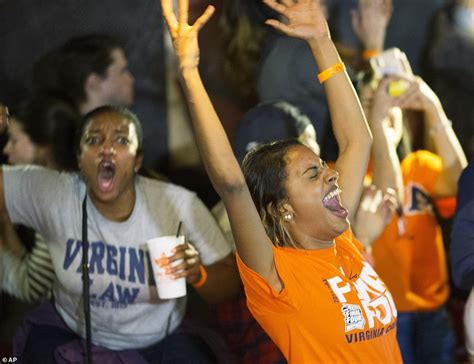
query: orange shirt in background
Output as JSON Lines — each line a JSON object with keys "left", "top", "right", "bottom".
{"left": 372, "top": 151, "right": 450, "bottom": 312}
{"left": 237, "top": 229, "right": 402, "bottom": 364}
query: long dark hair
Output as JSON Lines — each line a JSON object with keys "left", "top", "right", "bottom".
{"left": 242, "top": 139, "right": 302, "bottom": 247}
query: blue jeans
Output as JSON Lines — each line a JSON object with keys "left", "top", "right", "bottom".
{"left": 396, "top": 307, "right": 456, "bottom": 364}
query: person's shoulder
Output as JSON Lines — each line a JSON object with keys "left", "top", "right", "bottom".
{"left": 3, "top": 164, "right": 45, "bottom": 173}
{"left": 137, "top": 176, "right": 196, "bottom": 200}
{"left": 3, "top": 164, "right": 77, "bottom": 183}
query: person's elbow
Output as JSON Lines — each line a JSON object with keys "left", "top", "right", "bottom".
{"left": 202, "top": 254, "right": 241, "bottom": 304}
{"left": 215, "top": 176, "right": 248, "bottom": 201}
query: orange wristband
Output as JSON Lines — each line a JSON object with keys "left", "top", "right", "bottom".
{"left": 317, "top": 62, "right": 345, "bottom": 84}
{"left": 362, "top": 49, "right": 379, "bottom": 60}
{"left": 192, "top": 265, "right": 207, "bottom": 289}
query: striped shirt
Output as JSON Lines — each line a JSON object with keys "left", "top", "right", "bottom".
{"left": 1, "top": 233, "right": 54, "bottom": 302}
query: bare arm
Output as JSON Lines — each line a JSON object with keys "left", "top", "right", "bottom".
{"left": 396, "top": 77, "right": 467, "bottom": 197}
{"left": 264, "top": 0, "right": 372, "bottom": 222}
{"left": 364, "top": 78, "right": 405, "bottom": 205}
{"left": 352, "top": 0, "right": 392, "bottom": 55}
{"left": 161, "top": 0, "right": 277, "bottom": 287}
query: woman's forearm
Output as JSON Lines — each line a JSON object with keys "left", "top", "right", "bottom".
{"left": 307, "top": 37, "right": 372, "bottom": 152}
{"left": 307, "top": 37, "right": 372, "bottom": 218}
{"left": 426, "top": 107, "right": 467, "bottom": 192}
{"left": 180, "top": 68, "right": 246, "bottom": 195}
{"left": 370, "top": 115, "right": 404, "bottom": 205}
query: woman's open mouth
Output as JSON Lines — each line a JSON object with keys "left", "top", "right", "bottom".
{"left": 98, "top": 160, "right": 116, "bottom": 193}
{"left": 322, "top": 188, "right": 348, "bottom": 219}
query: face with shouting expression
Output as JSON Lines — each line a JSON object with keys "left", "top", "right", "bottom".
{"left": 282, "top": 145, "right": 349, "bottom": 247}
{"left": 78, "top": 110, "right": 143, "bottom": 218}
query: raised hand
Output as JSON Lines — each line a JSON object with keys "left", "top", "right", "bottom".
{"left": 352, "top": 0, "right": 392, "bottom": 52}
{"left": 394, "top": 76, "right": 443, "bottom": 116}
{"left": 161, "top": 0, "right": 215, "bottom": 71}
{"left": 353, "top": 186, "right": 398, "bottom": 249}
{"left": 263, "top": 0, "right": 330, "bottom": 41}
{"left": 367, "top": 77, "right": 406, "bottom": 145}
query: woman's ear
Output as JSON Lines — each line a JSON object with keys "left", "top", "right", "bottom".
{"left": 265, "top": 201, "right": 279, "bottom": 219}
{"left": 280, "top": 202, "right": 295, "bottom": 222}
{"left": 266, "top": 201, "right": 294, "bottom": 222}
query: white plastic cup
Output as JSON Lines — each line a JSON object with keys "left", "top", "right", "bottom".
{"left": 147, "top": 235, "right": 187, "bottom": 299}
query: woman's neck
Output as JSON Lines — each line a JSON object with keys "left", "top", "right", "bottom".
{"left": 299, "top": 238, "right": 335, "bottom": 250}
{"left": 88, "top": 186, "right": 136, "bottom": 222}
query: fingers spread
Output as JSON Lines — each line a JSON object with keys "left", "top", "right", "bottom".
{"left": 193, "top": 5, "right": 215, "bottom": 32}
{"left": 262, "top": 0, "right": 287, "bottom": 15}
{"left": 265, "top": 19, "right": 296, "bottom": 36}
{"left": 161, "top": 0, "right": 178, "bottom": 36}
{"left": 178, "top": 0, "right": 189, "bottom": 26}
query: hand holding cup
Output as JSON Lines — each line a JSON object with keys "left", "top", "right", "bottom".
{"left": 161, "top": 241, "right": 202, "bottom": 285}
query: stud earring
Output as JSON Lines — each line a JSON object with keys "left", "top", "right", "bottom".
{"left": 284, "top": 213, "right": 292, "bottom": 221}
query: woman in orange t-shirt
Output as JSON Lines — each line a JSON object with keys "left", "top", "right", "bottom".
{"left": 161, "top": 0, "right": 402, "bottom": 362}
{"left": 361, "top": 68, "right": 467, "bottom": 363}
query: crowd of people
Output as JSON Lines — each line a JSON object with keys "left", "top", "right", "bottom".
{"left": 0, "top": 0, "right": 473, "bottom": 363}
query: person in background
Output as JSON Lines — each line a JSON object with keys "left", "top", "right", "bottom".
{"left": 423, "top": 0, "right": 474, "bottom": 159}
{"left": 32, "top": 34, "right": 135, "bottom": 116}
{"left": 1, "top": 96, "right": 79, "bottom": 302}
{"left": 364, "top": 72, "right": 467, "bottom": 363}
{"left": 163, "top": 0, "right": 402, "bottom": 362}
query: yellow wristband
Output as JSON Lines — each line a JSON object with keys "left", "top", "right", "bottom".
{"left": 192, "top": 265, "right": 208, "bottom": 289}
{"left": 362, "top": 49, "right": 379, "bottom": 60}
{"left": 318, "top": 62, "right": 345, "bottom": 84}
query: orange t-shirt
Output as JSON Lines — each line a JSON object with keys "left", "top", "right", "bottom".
{"left": 237, "top": 230, "right": 402, "bottom": 364}
{"left": 372, "top": 150, "right": 450, "bottom": 312}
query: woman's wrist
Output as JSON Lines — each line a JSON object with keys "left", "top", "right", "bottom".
{"left": 191, "top": 265, "right": 208, "bottom": 289}
{"left": 180, "top": 66, "right": 199, "bottom": 79}
{"left": 362, "top": 32, "right": 386, "bottom": 54}
{"left": 308, "top": 37, "right": 342, "bottom": 70}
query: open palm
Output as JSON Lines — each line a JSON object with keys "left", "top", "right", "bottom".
{"left": 263, "top": 0, "right": 330, "bottom": 40}
{"left": 161, "top": 0, "right": 214, "bottom": 71}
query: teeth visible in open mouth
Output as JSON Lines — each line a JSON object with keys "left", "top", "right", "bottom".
{"left": 323, "top": 188, "right": 342, "bottom": 202}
